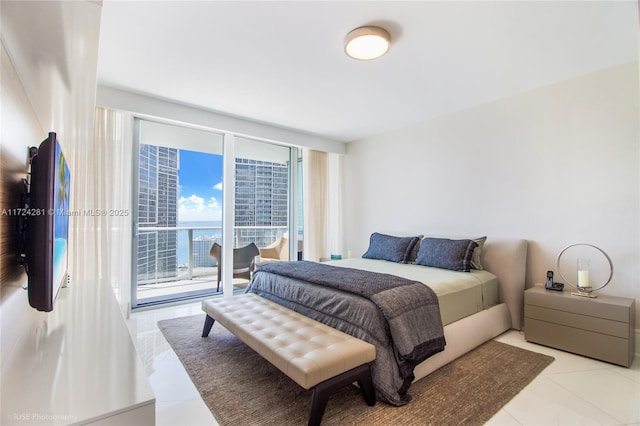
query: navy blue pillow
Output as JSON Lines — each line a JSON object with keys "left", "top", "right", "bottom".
{"left": 414, "top": 237, "right": 478, "bottom": 272}
{"left": 362, "top": 232, "right": 420, "bottom": 263}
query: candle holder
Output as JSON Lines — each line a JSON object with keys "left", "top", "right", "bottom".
{"left": 556, "top": 244, "right": 613, "bottom": 298}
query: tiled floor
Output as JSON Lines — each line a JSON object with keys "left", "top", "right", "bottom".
{"left": 127, "top": 301, "right": 640, "bottom": 426}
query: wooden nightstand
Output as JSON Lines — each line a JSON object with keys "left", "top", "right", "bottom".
{"left": 524, "top": 285, "right": 635, "bottom": 367}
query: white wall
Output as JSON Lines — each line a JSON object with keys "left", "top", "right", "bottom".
{"left": 1, "top": 0, "right": 101, "bottom": 370}
{"left": 344, "top": 62, "right": 640, "bottom": 328}
{"left": 2, "top": 7, "right": 155, "bottom": 422}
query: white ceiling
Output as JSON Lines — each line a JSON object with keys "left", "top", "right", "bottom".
{"left": 97, "top": 1, "right": 639, "bottom": 142}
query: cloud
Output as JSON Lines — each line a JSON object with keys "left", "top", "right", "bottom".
{"left": 178, "top": 194, "right": 222, "bottom": 222}
{"left": 213, "top": 182, "right": 223, "bottom": 191}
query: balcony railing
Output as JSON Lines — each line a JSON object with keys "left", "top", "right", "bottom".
{"left": 136, "top": 225, "right": 288, "bottom": 285}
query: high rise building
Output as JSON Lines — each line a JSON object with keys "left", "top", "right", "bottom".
{"left": 137, "top": 144, "right": 179, "bottom": 282}
{"left": 183, "top": 157, "right": 289, "bottom": 270}
{"left": 234, "top": 158, "right": 289, "bottom": 247}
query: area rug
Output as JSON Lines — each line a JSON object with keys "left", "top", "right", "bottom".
{"left": 158, "top": 314, "right": 554, "bottom": 425}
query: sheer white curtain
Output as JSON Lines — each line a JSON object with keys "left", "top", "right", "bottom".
{"left": 327, "top": 152, "right": 344, "bottom": 258}
{"left": 302, "top": 149, "right": 344, "bottom": 261}
{"left": 71, "top": 107, "right": 132, "bottom": 316}
{"left": 302, "top": 149, "right": 326, "bottom": 261}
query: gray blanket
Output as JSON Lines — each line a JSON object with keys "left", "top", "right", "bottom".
{"left": 247, "top": 261, "right": 446, "bottom": 406}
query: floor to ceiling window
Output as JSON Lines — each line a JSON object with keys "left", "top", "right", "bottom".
{"left": 132, "top": 119, "right": 297, "bottom": 308}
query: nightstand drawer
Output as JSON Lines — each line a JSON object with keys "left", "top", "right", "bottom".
{"left": 525, "top": 290, "right": 631, "bottom": 322}
{"left": 525, "top": 318, "right": 631, "bottom": 366}
{"left": 524, "top": 286, "right": 635, "bottom": 367}
{"left": 526, "top": 305, "right": 629, "bottom": 338}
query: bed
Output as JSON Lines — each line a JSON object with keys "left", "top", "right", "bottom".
{"left": 246, "top": 235, "right": 528, "bottom": 406}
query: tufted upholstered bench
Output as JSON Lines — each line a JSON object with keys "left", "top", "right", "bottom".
{"left": 201, "top": 293, "right": 376, "bottom": 426}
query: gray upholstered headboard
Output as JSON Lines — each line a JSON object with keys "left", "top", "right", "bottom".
{"left": 481, "top": 238, "right": 528, "bottom": 330}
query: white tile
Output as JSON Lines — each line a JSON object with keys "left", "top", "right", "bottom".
{"left": 147, "top": 351, "right": 202, "bottom": 402}
{"left": 496, "top": 330, "right": 639, "bottom": 424}
{"left": 540, "top": 352, "right": 613, "bottom": 375}
{"left": 548, "top": 369, "right": 640, "bottom": 424}
{"left": 485, "top": 408, "right": 522, "bottom": 425}
{"left": 606, "top": 356, "right": 640, "bottom": 384}
{"left": 155, "top": 399, "right": 218, "bottom": 426}
{"left": 501, "top": 375, "right": 623, "bottom": 425}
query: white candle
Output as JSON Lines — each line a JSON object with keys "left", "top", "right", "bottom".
{"left": 577, "top": 258, "right": 590, "bottom": 288}
{"left": 578, "top": 270, "right": 590, "bottom": 287}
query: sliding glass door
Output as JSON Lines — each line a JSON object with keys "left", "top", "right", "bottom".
{"left": 131, "top": 119, "right": 297, "bottom": 308}
{"left": 132, "top": 119, "right": 224, "bottom": 306}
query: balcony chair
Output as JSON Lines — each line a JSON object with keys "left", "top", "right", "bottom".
{"left": 259, "top": 236, "right": 289, "bottom": 262}
{"left": 209, "top": 242, "right": 260, "bottom": 292}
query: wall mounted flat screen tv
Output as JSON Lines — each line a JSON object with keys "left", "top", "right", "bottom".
{"left": 27, "top": 132, "right": 70, "bottom": 312}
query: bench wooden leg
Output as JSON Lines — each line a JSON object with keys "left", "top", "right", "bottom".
{"left": 356, "top": 365, "right": 376, "bottom": 406}
{"left": 201, "top": 315, "right": 215, "bottom": 337}
{"left": 308, "top": 364, "right": 375, "bottom": 426}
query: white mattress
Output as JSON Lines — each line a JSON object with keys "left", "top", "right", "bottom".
{"left": 324, "top": 258, "right": 499, "bottom": 326}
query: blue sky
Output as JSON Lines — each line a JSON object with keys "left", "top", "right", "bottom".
{"left": 177, "top": 150, "right": 223, "bottom": 222}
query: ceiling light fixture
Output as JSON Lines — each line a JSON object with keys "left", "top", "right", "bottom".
{"left": 344, "top": 26, "right": 390, "bottom": 61}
